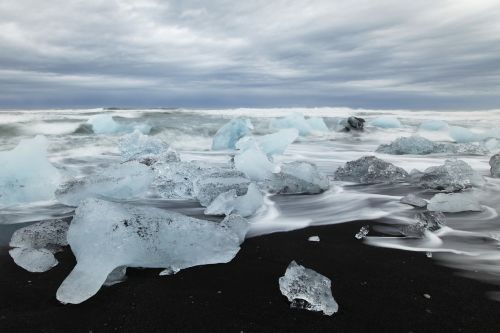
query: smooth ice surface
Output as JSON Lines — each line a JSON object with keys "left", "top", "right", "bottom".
{"left": 449, "top": 126, "right": 482, "bottom": 143}
{"left": 334, "top": 156, "right": 408, "bottom": 183}
{"left": 267, "top": 161, "right": 330, "bottom": 194}
{"left": 371, "top": 116, "right": 401, "bottom": 128}
{"left": 119, "top": 130, "right": 178, "bottom": 164}
{"left": 255, "top": 129, "right": 299, "bottom": 155}
{"left": 56, "top": 161, "right": 154, "bottom": 206}
{"left": 308, "top": 236, "right": 320, "bottom": 242}
{"left": 56, "top": 199, "right": 248, "bottom": 304}
{"left": 427, "top": 192, "right": 482, "bottom": 213}
{"left": 376, "top": 136, "right": 489, "bottom": 155}
{"left": 419, "top": 120, "right": 449, "bottom": 131}
{"left": 0, "top": 136, "right": 61, "bottom": 207}
{"left": 270, "top": 114, "right": 326, "bottom": 136}
{"left": 400, "top": 211, "right": 446, "bottom": 237}
{"left": 490, "top": 154, "right": 500, "bottom": 178}
{"left": 211, "top": 118, "right": 253, "bottom": 150}
{"left": 87, "top": 114, "right": 151, "bottom": 135}
{"left": 279, "top": 260, "right": 338, "bottom": 316}
{"left": 412, "top": 159, "right": 484, "bottom": 192}
{"left": 234, "top": 140, "right": 279, "bottom": 181}
{"left": 204, "top": 183, "right": 263, "bottom": 217}
{"left": 9, "top": 219, "right": 69, "bottom": 272}
{"left": 400, "top": 194, "right": 427, "bottom": 208}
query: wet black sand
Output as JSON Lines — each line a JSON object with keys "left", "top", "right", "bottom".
{"left": 1, "top": 221, "right": 500, "bottom": 332}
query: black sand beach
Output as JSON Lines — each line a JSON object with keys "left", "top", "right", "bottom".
{"left": 1, "top": 220, "right": 499, "bottom": 333}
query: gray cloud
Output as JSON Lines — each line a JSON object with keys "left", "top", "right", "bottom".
{"left": 0, "top": 0, "right": 499, "bottom": 109}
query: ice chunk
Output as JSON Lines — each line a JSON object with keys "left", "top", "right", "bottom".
{"left": 234, "top": 140, "right": 279, "bottom": 181}
{"left": 376, "top": 136, "right": 488, "bottom": 155}
{"left": 334, "top": 156, "right": 408, "bottom": 184}
{"left": 400, "top": 211, "right": 446, "bottom": 237}
{"left": 204, "top": 183, "right": 263, "bottom": 217}
{"left": 449, "top": 126, "right": 482, "bottom": 143}
{"left": 211, "top": 118, "right": 253, "bottom": 150}
{"left": 56, "top": 198, "right": 248, "bottom": 304}
{"left": 119, "top": 130, "right": 179, "bottom": 165}
{"left": 413, "top": 159, "right": 484, "bottom": 192}
{"left": 194, "top": 169, "right": 251, "bottom": 207}
{"left": 87, "top": 114, "right": 151, "bottom": 135}
{"left": 419, "top": 120, "right": 449, "bottom": 131}
{"left": 308, "top": 236, "right": 320, "bottom": 242}
{"left": 371, "top": 116, "right": 401, "bottom": 128}
{"left": 0, "top": 135, "right": 61, "bottom": 207}
{"left": 256, "top": 129, "right": 299, "bottom": 155}
{"left": 427, "top": 192, "right": 482, "bottom": 213}
{"left": 279, "top": 261, "right": 338, "bottom": 316}
{"left": 103, "top": 267, "right": 127, "bottom": 286}
{"left": 490, "top": 153, "right": 500, "bottom": 178}
{"left": 400, "top": 194, "right": 427, "bottom": 208}
{"left": 270, "top": 114, "right": 326, "bottom": 136}
{"left": 56, "top": 161, "right": 154, "bottom": 206}
{"left": 9, "top": 219, "right": 69, "bottom": 272}
{"left": 306, "top": 117, "right": 329, "bottom": 132}
{"left": 340, "top": 116, "right": 365, "bottom": 131}
{"left": 267, "top": 161, "right": 330, "bottom": 194}
{"left": 485, "top": 138, "right": 499, "bottom": 151}
{"left": 355, "top": 225, "right": 369, "bottom": 239}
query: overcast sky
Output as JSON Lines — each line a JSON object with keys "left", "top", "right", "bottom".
{"left": 1, "top": 0, "right": 500, "bottom": 109}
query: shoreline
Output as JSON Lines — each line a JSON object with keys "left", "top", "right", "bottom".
{"left": 1, "top": 220, "right": 499, "bottom": 332}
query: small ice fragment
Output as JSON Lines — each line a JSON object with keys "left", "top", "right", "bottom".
{"left": 423, "top": 293, "right": 431, "bottom": 299}
{"left": 308, "top": 236, "right": 320, "bottom": 242}
{"left": 371, "top": 116, "right": 401, "bottom": 128}
{"left": 103, "top": 267, "right": 127, "bottom": 286}
{"left": 490, "top": 153, "right": 500, "bottom": 178}
{"left": 278, "top": 261, "right": 338, "bottom": 316}
{"left": 355, "top": 226, "right": 370, "bottom": 239}
{"left": 9, "top": 219, "right": 69, "bottom": 273}
{"left": 212, "top": 118, "right": 253, "bottom": 150}
{"left": 56, "top": 199, "right": 248, "bottom": 304}
{"left": 426, "top": 252, "right": 433, "bottom": 258}
{"left": 56, "top": 161, "right": 155, "bottom": 206}
{"left": 204, "top": 183, "right": 264, "bottom": 217}
{"left": 427, "top": 192, "right": 482, "bottom": 213}
{"left": 0, "top": 135, "right": 62, "bottom": 207}
{"left": 400, "top": 194, "right": 427, "bottom": 208}
{"left": 334, "top": 156, "right": 408, "bottom": 184}
{"left": 159, "top": 266, "right": 180, "bottom": 276}
{"left": 400, "top": 211, "right": 446, "bottom": 237}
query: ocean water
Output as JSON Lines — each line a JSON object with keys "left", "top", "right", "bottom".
{"left": 1, "top": 107, "right": 500, "bottom": 297}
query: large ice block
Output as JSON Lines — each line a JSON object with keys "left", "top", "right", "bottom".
{"left": 427, "top": 192, "right": 482, "bottom": 213}
{"left": 204, "top": 183, "right": 264, "bottom": 217}
{"left": 334, "top": 156, "right": 408, "bottom": 183}
{"left": 267, "top": 161, "right": 330, "bottom": 194}
{"left": 56, "top": 199, "right": 248, "bottom": 304}
{"left": 211, "top": 118, "right": 253, "bottom": 150}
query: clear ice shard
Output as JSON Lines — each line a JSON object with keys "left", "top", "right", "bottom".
{"left": 308, "top": 236, "right": 320, "bottom": 242}
{"left": 399, "top": 211, "right": 446, "bottom": 237}
{"left": 334, "top": 156, "right": 408, "bottom": 184}
{"left": 270, "top": 114, "right": 327, "bottom": 136}
{"left": 490, "top": 153, "right": 500, "bottom": 178}
{"left": 234, "top": 140, "right": 279, "bottom": 181}
{"left": 204, "top": 183, "right": 264, "bottom": 217}
{"left": 400, "top": 194, "right": 427, "bottom": 208}
{"left": 56, "top": 198, "right": 248, "bottom": 304}
{"left": 266, "top": 161, "right": 330, "bottom": 194}
{"left": 119, "top": 130, "right": 179, "bottom": 165}
{"left": 279, "top": 261, "right": 338, "bottom": 316}
{"left": 56, "top": 161, "right": 154, "bottom": 206}
{"left": 236, "top": 128, "right": 299, "bottom": 156}
{"left": 211, "top": 118, "right": 253, "bottom": 150}
{"left": 0, "top": 135, "right": 62, "bottom": 207}
{"left": 412, "top": 159, "right": 484, "bottom": 192}
{"left": 9, "top": 219, "right": 69, "bottom": 272}
{"left": 370, "top": 116, "right": 401, "bottom": 128}
{"left": 355, "top": 225, "right": 369, "bottom": 239}
{"left": 376, "top": 136, "right": 488, "bottom": 155}
{"left": 427, "top": 192, "right": 482, "bottom": 213}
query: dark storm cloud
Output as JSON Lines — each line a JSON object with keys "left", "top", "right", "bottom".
{"left": 0, "top": 0, "right": 499, "bottom": 109}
